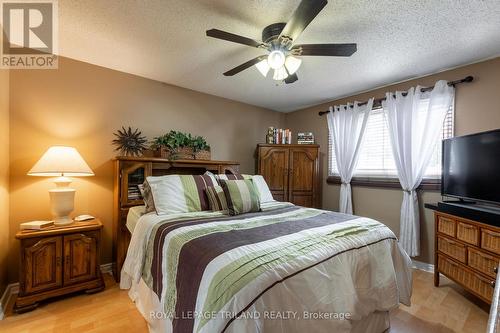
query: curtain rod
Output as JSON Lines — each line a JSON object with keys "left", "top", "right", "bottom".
{"left": 318, "top": 75, "right": 474, "bottom": 116}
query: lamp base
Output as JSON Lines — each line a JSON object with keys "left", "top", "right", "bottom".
{"left": 54, "top": 216, "right": 74, "bottom": 226}
{"left": 49, "top": 183, "right": 75, "bottom": 226}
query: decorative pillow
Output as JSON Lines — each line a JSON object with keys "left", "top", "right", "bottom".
{"left": 139, "top": 181, "right": 156, "bottom": 214}
{"left": 250, "top": 175, "right": 274, "bottom": 203}
{"left": 220, "top": 179, "right": 261, "bottom": 216}
{"left": 148, "top": 174, "right": 218, "bottom": 215}
{"left": 205, "top": 185, "right": 228, "bottom": 212}
{"left": 214, "top": 173, "right": 249, "bottom": 181}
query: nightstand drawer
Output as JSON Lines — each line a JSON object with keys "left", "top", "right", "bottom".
{"left": 437, "top": 215, "right": 456, "bottom": 237}
{"left": 438, "top": 236, "right": 466, "bottom": 263}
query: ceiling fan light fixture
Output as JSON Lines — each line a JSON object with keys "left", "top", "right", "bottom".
{"left": 273, "top": 66, "right": 288, "bottom": 81}
{"left": 267, "top": 50, "right": 286, "bottom": 70}
{"left": 285, "top": 56, "right": 302, "bottom": 75}
{"left": 255, "top": 59, "right": 270, "bottom": 77}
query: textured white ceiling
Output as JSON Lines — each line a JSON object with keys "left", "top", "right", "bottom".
{"left": 58, "top": 0, "right": 500, "bottom": 112}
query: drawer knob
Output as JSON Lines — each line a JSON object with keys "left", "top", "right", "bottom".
{"left": 495, "top": 267, "right": 498, "bottom": 274}
{"left": 491, "top": 281, "right": 496, "bottom": 288}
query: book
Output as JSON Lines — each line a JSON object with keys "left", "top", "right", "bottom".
{"left": 20, "top": 220, "right": 54, "bottom": 230}
{"left": 266, "top": 127, "right": 292, "bottom": 144}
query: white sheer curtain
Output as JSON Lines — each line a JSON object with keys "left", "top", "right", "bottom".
{"left": 327, "top": 98, "right": 373, "bottom": 214}
{"left": 383, "top": 80, "right": 454, "bottom": 257}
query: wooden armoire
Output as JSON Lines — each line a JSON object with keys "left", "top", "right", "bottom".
{"left": 257, "top": 144, "right": 320, "bottom": 208}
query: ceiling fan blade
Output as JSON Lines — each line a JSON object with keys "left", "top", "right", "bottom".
{"left": 285, "top": 73, "right": 298, "bottom": 84}
{"left": 206, "top": 29, "right": 264, "bottom": 48}
{"left": 293, "top": 43, "right": 357, "bottom": 56}
{"left": 279, "top": 0, "right": 328, "bottom": 42}
{"left": 223, "top": 56, "right": 267, "bottom": 76}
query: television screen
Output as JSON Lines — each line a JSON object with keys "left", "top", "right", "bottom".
{"left": 442, "top": 129, "right": 500, "bottom": 204}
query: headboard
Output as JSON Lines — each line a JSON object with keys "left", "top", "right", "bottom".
{"left": 112, "top": 156, "right": 240, "bottom": 281}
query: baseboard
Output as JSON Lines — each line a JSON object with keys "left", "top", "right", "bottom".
{"left": 411, "top": 259, "right": 435, "bottom": 273}
{"left": 0, "top": 262, "right": 113, "bottom": 320}
{"left": 100, "top": 262, "right": 113, "bottom": 275}
{"left": 0, "top": 283, "right": 19, "bottom": 320}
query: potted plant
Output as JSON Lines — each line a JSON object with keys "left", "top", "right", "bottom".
{"left": 191, "top": 135, "right": 211, "bottom": 160}
{"left": 152, "top": 130, "right": 201, "bottom": 160}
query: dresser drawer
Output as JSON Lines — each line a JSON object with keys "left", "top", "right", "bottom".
{"left": 457, "top": 222, "right": 479, "bottom": 246}
{"left": 482, "top": 229, "right": 500, "bottom": 255}
{"left": 468, "top": 248, "right": 499, "bottom": 279}
{"left": 438, "top": 254, "right": 494, "bottom": 302}
{"left": 437, "top": 215, "right": 456, "bottom": 237}
{"left": 438, "top": 236, "right": 466, "bottom": 263}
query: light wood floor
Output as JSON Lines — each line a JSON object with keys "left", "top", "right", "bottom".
{"left": 0, "top": 269, "right": 490, "bottom": 333}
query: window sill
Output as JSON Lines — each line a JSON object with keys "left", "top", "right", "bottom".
{"left": 326, "top": 176, "right": 441, "bottom": 191}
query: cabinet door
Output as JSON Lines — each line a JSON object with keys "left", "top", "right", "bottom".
{"left": 258, "top": 147, "right": 289, "bottom": 202}
{"left": 288, "top": 147, "right": 319, "bottom": 208}
{"left": 24, "top": 236, "right": 63, "bottom": 294}
{"left": 121, "top": 161, "right": 152, "bottom": 206}
{"left": 63, "top": 232, "right": 98, "bottom": 285}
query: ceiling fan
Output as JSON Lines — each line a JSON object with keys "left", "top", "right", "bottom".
{"left": 206, "top": 0, "right": 357, "bottom": 84}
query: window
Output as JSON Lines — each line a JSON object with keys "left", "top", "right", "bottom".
{"left": 328, "top": 103, "right": 454, "bottom": 183}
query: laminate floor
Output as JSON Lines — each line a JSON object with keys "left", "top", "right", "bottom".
{"left": 0, "top": 269, "right": 490, "bottom": 332}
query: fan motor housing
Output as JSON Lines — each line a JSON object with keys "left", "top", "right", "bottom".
{"left": 262, "top": 23, "right": 286, "bottom": 44}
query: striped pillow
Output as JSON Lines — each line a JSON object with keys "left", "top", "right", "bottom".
{"left": 205, "top": 186, "right": 228, "bottom": 212}
{"left": 214, "top": 173, "right": 250, "bottom": 182}
{"left": 148, "top": 174, "right": 218, "bottom": 215}
{"left": 220, "top": 179, "right": 260, "bottom": 215}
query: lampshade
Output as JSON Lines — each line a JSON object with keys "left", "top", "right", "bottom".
{"left": 255, "top": 59, "right": 270, "bottom": 77}
{"left": 28, "top": 146, "right": 94, "bottom": 177}
{"left": 285, "top": 56, "right": 302, "bottom": 75}
{"left": 273, "top": 66, "right": 288, "bottom": 81}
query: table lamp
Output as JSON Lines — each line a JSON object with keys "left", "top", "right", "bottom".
{"left": 28, "top": 146, "right": 94, "bottom": 226}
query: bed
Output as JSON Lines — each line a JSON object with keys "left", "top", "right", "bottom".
{"left": 121, "top": 203, "right": 411, "bottom": 333}
{"left": 114, "top": 158, "right": 412, "bottom": 333}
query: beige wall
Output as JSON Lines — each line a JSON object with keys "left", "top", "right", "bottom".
{"left": 285, "top": 57, "right": 500, "bottom": 264}
{"left": 7, "top": 57, "right": 285, "bottom": 282}
{"left": 0, "top": 68, "right": 9, "bottom": 296}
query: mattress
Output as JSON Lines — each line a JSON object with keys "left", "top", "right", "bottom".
{"left": 127, "top": 205, "right": 146, "bottom": 233}
{"left": 121, "top": 202, "right": 412, "bottom": 332}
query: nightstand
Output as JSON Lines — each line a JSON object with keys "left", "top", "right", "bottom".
{"left": 14, "top": 219, "right": 105, "bottom": 313}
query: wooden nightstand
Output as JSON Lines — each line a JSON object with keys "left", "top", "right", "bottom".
{"left": 14, "top": 219, "right": 105, "bottom": 313}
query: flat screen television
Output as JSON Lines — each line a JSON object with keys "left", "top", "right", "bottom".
{"left": 442, "top": 129, "right": 500, "bottom": 205}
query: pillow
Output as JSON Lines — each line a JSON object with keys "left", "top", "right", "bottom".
{"left": 139, "top": 181, "right": 156, "bottom": 214}
{"left": 205, "top": 185, "right": 228, "bottom": 212}
{"left": 209, "top": 171, "right": 274, "bottom": 204}
{"left": 250, "top": 175, "right": 274, "bottom": 203}
{"left": 220, "top": 179, "right": 260, "bottom": 216}
{"left": 148, "top": 174, "right": 218, "bottom": 215}
{"left": 214, "top": 172, "right": 249, "bottom": 181}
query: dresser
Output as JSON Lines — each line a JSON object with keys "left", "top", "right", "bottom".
{"left": 434, "top": 211, "right": 499, "bottom": 303}
{"left": 15, "top": 219, "right": 104, "bottom": 313}
{"left": 256, "top": 144, "right": 320, "bottom": 208}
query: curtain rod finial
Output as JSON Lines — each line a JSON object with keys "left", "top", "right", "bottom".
{"left": 464, "top": 76, "right": 474, "bottom": 83}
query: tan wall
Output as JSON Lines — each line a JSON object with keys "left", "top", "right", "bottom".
{"left": 285, "top": 57, "right": 500, "bottom": 264}
{"left": 7, "top": 57, "right": 284, "bottom": 282}
{"left": 0, "top": 68, "right": 9, "bottom": 296}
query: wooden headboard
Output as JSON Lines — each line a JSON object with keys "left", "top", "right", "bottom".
{"left": 112, "top": 156, "right": 240, "bottom": 281}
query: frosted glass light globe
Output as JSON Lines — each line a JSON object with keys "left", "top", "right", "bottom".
{"left": 267, "top": 50, "right": 286, "bottom": 70}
